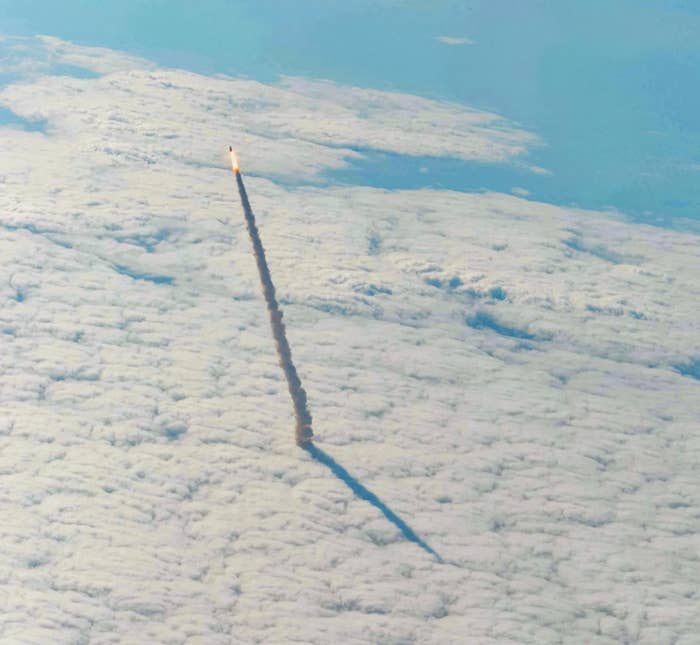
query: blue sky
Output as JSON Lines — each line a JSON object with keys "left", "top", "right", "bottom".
{"left": 2, "top": 0, "right": 699, "bottom": 229}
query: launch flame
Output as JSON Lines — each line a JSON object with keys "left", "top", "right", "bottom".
{"left": 229, "top": 147, "right": 240, "bottom": 174}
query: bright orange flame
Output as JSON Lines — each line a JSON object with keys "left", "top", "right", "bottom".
{"left": 229, "top": 147, "right": 240, "bottom": 173}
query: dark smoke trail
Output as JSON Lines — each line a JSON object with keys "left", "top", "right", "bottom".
{"left": 233, "top": 160, "right": 439, "bottom": 561}
{"left": 235, "top": 170, "right": 314, "bottom": 445}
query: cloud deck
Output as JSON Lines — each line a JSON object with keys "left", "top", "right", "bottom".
{"left": 0, "top": 35, "right": 699, "bottom": 644}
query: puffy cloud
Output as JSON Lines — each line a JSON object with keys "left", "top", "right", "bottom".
{"left": 0, "top": 34, "right": 154, "bottom": 78}
{"left": 435, "top": 35, "right": 475, "bottom": 46}
{"left": 0, "top": 35, "right": 536, "bottom": 185}
{"left": 511, "top": 186, "right": 531, "bottom": 197}
{"left": 0, "top": 35, "right": 699, "bottom": 644}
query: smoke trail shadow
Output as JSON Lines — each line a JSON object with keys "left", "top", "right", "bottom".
{"left": 303, "top": 443, "right": 442, "bottom": 562}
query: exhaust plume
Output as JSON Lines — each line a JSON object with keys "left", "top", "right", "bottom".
{"left": 229, "top": 148, "right": 441, "bottom": 560}
{"left": 232, "top": 150, "right": 314, "bottom": 445}
{"left": 229, "top": 146, "right": 240, "bottom": 173}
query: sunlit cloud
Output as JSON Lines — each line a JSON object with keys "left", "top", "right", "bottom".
{"left": 1, "top": 35, "right": 698, "bottom": 644}
{"left": 435, "top": 35, "right": 474, "bottom": 46}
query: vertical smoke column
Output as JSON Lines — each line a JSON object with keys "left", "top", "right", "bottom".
{"left": 230, "top": 148, "right": 314, "bottom": 445}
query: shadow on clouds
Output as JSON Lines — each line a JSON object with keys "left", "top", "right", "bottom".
{"left": 0, "top": 106, "right": 47, "bottom": 132}
{"left": 673, "top": 358, "right": 700, "bottom": 381}
{"left": 466, "top": 310, "right": 538, "bottom": 340}
{"left": 303, "top": 442, "right": 442, "bottom": 562}
{"left": 114, "top": 265, "right": 174, "bottom": 285}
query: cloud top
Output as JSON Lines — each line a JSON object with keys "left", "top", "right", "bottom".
{"left": 0, "top": 36, "right": 536, "bottom": 177}
{"left": 435, "top": 35, "right": 474, "bottom": 46}
{"left": 0, "top": 34, "right": 698, "bottom": 644}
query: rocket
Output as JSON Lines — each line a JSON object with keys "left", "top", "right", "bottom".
{"left": 229, "top": 146, "right": 240, "bottom": 174}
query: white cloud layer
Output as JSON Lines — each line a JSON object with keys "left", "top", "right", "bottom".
{"left": 1, "top": 35, "right": 699, "bottom": 644}
{"left": 0, "top": 34, "right": 154, "bottom": 77}
{"left": 0, "top": 35, "right": 537, "bottom": 181}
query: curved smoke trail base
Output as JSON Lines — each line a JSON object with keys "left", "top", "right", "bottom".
{"left": 234, "top": 165, "right": 440, "bottom": 562}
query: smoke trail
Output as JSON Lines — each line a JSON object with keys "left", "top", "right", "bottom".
{"left": 235, "top": 170, "right": 314, "bottom": 445}
{"left": 231, "top": 154, "right": 439, "bottom": 560}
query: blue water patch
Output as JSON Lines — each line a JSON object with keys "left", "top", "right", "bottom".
{"left": 0, "top": 106, "right": 47, "bottom": 132}
{"left": 326, "top": 148, "right": 535, "bottom": 195}
{"left": 673, "top": 359, "right": 700, "bottom": 381}
{"left": 114, "top": 265, "right": 173, "bottom": 285}
{"left": 114, "top": 228, "right": 173, "bottom": 253}
{"left": 367, "top": 232, "right": 381, "bottom": 255}
{"left": 324, "top": 148, "right": 698, "bottom": 232}
{"left": 0, "top": 0, "right": 700, "bottom": 230}
{"left": 354, "top": 283, "right": 392, "bottom": 297}
{"left": 466, "top": 310, "right": 538, "bottom": 340}
{"left": 0, "top": 73, "right": 21, "bottom": 88}
{"left": 586, "top": 304, "right": 624, "bottom": 317}
{"left": 2, "top": 222, "right": 72, "bottom": 248}
{"left": 162, "top": 422, "right": 188, "bottom": 440}
{"left": 425, "top": 275, "right": 463, "bottom": 290}
{"left": 49, "top": 64, "right": 99, "bottom": 79}
{"left": 564, "top": 237, "right": 627, "bottom": 264}
{"left": 2, "top": 1, "right": 700, "bottom": 230}
{"left": 462, "top": 286, "right": 508, "bottom": 302}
